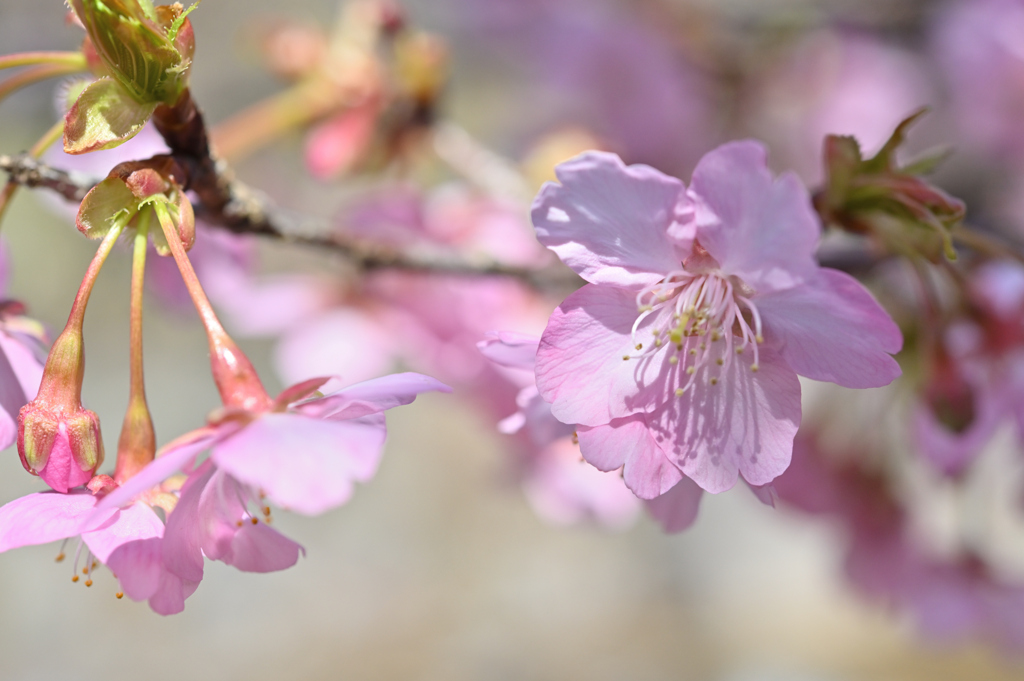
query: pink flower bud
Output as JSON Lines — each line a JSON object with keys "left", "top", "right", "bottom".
{"left": 17, "top": 403, "right": 104, "bottom": 493}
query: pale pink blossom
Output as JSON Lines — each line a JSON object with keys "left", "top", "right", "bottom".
{"left": 532, "top": 144, "right": 902, "bottom": 499}
{"left": 0, "top": 488, "right": 196, "bottom": 615}
{"left": 100, "top": 373, "right": 450, "bottom": 518}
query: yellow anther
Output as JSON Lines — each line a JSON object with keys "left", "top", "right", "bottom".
{"left": 675, "top": 388, "right": 684, "bottom": 397}
{"left": 251, "top": 517, "right": 259, "bottom": 525}
{"left": 622, "top": 355, "right": 630, "bottom": 361}
{"left": 686, "top": 367, "right": 695, "bottom": 375}
{"left": 651, "top": 329, "right": 660, "bottom": 336}
{"left": 116, "top": 592, "right": 124, "bottom": 600}
{"left": 716, "top": 358, "right": 724, "bottom": 366}
{"left": 84, "top": 579, "right": 93, "bottom": 588}
{"left": 710, "top": 331, "right": 720, "bottom": 342}
{"left": 654, "top": 339, "right": 663, "bottom": 347}
{"left": 710, "top": 377, "right": 718, "bottom": 386}
{"left": 55, "top": 553, "right": 65, "bottom": 563}
{"left": 669, "top": 356, "right": 679, "bottom": 365}
{"left": 689, "top": 349, "right": 697, "bottom": 356}
{"left": 635, "top": 343, "right": 643, "bottom": 350}
{"left": 736, "top": 347, "right": 744, "bottom": 354}
{"left": 755, "top": 334, "right": 764, "bottom": 343}
{"left": 72, "top": 575, "right": 79, "bottom": 583}
{"left": 751, "top": 364, "right": 759, "bottom": 372}
{"left": 700, "top": 343, "right": 706, "bottom": 350}
{"left": 638, "top": 305, "right": 653, "bottom": 312}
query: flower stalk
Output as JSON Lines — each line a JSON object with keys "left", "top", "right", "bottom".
{"left": 153, "top": 200, "right": 271, "bottom": 412}
{"left": 114, "top": 212, "right": 156, "bottom": 483}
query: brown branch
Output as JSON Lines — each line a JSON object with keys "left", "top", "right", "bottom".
{"left": 0, "top": 146, "right": 579, "bottom": 293}
{"left": 0, "top": 153, "right": 92, "bottom": 203}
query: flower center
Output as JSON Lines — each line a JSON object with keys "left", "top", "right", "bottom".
{"left": 623, "top": 270, "right": 764, "bottom": 395}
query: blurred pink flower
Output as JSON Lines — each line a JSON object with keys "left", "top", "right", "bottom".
{"left": 914, "top": 260, "right": 1024, "bottom": 474}
{"left": 745, "top": 30, "right": 932, "bottom": 184}
{"left": 532, "top": 144, "right": 902, "bottom": 498}
{"left": 0, "top": 488, "right": 197, "bottom": 615}
{"left": 776, "top": 433, "right": 1024, "bottom": 653}
{"left": 458, "top": 0, "right": 716, "bottom": 175}
{"left": 479, "top": 331, "right": 640, "bottom": 529}
{"left": 0, "top": 276, "right": 46, "bottom": 451}
{"left": 933, "top": 0, "right": 1024, "bottom": 164}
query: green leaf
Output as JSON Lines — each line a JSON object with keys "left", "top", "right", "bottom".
{"left": 63, "top": 77, "right": 157, "bottom": 154}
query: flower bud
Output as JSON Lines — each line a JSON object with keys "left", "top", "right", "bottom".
{"left": 69, "top": 0, "right": 195, "bottom": 105}
{"left": 18, "top": 403, "right": 104, "bottom": 493}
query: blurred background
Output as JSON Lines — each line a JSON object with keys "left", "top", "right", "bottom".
{"left": 2, "top": 0, "right": 1024, "bottom": 679}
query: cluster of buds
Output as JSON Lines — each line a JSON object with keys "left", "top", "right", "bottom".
{"left": 814, "top": 110, "right": 966, "bottom": 262}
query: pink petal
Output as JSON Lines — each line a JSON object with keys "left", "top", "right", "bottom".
{"left": 536, "top": 284, "right": 672, "bottom": 427}
{"left": 93, "top": 427, "right": 225, "bottom": 515}
{"left": 477, "top": 331, "right": 541, "bottom": 371}
{"left": 689, "top": 140, "right": 819, "bottom": 293}
{"left": 576, "top": 415, "right": 683, "bottom": 499}
{"left": 532, "top": 151, "right": 689, "bottom": 287}
{"left": 161, "top": 463, "right": 209, "bottom": 584}
{"left": 146, "top": 571, "right": 199, "bottom": 616}
{"left": 82, "top": 501, "right": 163, "bottom": 563}
{"left": 645, "top": 476, "right": 704, "bottom": 533}
{"left": 0, "top": 491, "right": 114, "bottom": 552}
{"left": 295, "top": 372, "right": 451, "bottom": 420}
{"left": 757, "top": 269, "right": 902, "bottom": 388}
{"left": 655, "top": 345, "right": 802, "bottom": 493}
{"left": 213, "top": 413, "right": 388, "bottom": 515}
{"left": 228, "top": 522, "right": 304, "bottom": 573}
{"left": 105, "top": 537, "right": 163, "bottom": 602}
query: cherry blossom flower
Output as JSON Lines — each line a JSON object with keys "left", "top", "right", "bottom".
{"left": 0, "top": 486, "right": 197, "bottom": 615}
{"left": 532, "top": 143, "right": 902, "bottom": 499}
{"left": 479, "top": 331, "right": 640, "bottom": 529}
{"left": 99, "top": 373, "right": 450, "bottom": 519}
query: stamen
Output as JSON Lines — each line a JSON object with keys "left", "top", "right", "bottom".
{"left": 116, "top": 592, "right": 124, "bottom": 599}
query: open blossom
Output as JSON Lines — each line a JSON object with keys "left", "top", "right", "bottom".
{"left": 479, "top": 331, "right": 640, "bottom": 528}
{"left": 0, "top": 486, "right": 197, "bottom": 615}
{"left": 532, "top": 143, "right": 902, "bottom": 499}
{"left": 101, "top": 373, "right": 450, "bottom": 518}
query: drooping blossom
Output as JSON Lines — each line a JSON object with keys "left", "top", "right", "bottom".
{"left": 0, "top": 481, "right": 198, "bottom": 615}
{"left": 532, "top": 143, "right": 902, "bottom": 499}
{"left": 100, "top": 373, "right": 451, "bottom": 520}
{"left": 913, "top": 260, "right": 1024, "bottom": 475}
{"left": 744, "top": 29, "right": 932, "bottom": 184}
{"left": 775, "top": 431, "right": 1024, "bottom": 653}
{"left": 479, "top": 331, "right": 640, "bottom": 529}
